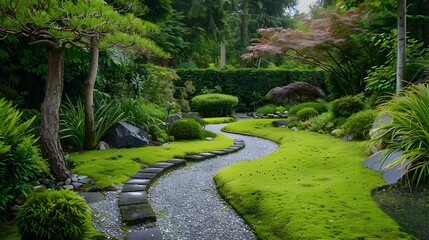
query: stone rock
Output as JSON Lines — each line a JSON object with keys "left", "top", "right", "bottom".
{"left": 291, "top": 127, "right": 298, "bottom": 131}
{"left": 96, "top": 141, "right": 110, "bottom": 150}
{"left": 42, "top": 179, "right": 50, "bottom": 185}
{"left": 65, "top": 178, "right": 72, "bottom": 185}
{"left": 33, "top": 185, "right": 46, "bottom": 192}
{"left": 166, "top": 113, "right": 181, "bottom": 126}
{"left": 125, "top": 179, "right": 151, "bottom": 185}
{"left": 185, "top": 154, "right": 206, "bottom": 162}
{"left": 78, "top": 175, "right": 88, "bottom": 180}
{"left": 130, "top": 172, "right": 157, "bottom": 180}
{"left": 78, "top": 192, "right": 105, "bottom": 203}
{"left": 71, "top": 175, "right": 78, "bottom": 182}
{"left": 272, "top": 120, "right": 288, "bottom": 128}
{"left": 165, "top": 158, "right": 187, "bottom": 167}
{"left": 79, "top": 177, "right": 94, "bottom": 186}
{"left": 72, "top": 182, "right": 84, "bottom": 189}
{"left": 205, "top": 137, "right": 214, "bottom": 141}
{"left": 122, "top": 184, "right": 148, "bottom": 192}
{"left": 107, "top": 122, "right": 151, "bottom": 148}
{"left": 139, "top": 168, "right": 164, "bottom": 174}
{"left": 120, "top": 204, "right": 156, "bottom": 225}
{"left": 62, "top": 184, "right": 74, "bottom": 190}
{"left": 126, "top": 229, "right": 163, "bottom": 240}
{"left": 56, "top": 181, "right": 65, "bottom": 187}
{"left": 363, "top": 150, "right": 409, "bottom": 184}
{"left": 118, "top": 192, "right": 148, "bottom": 206}
{"left": 342, "top": 135, "right": 353, "bottom": 141}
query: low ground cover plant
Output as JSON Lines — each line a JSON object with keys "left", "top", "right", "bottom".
{"left": 216, "top": 119, "right": 412, "bottom": 239}
{"left": 288, "top": 101, "right": 327, "bottom": 116}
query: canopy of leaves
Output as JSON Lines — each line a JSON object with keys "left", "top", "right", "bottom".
{"left": 267, "top": 81, "right": 325, "bottom": 102}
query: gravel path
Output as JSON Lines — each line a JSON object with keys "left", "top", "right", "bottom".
{"left": 146, "top": 124, "right": 278, "bottom": 240}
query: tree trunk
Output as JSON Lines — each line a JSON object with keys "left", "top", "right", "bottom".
{"left": 84, "top": 37, "right": 99, "bottom": 150}
{"left": 396, "top": 0, "right": 406, "bottom": 93}
{"left": 220, "top": 40, "right": 226, "bottom": 68}
{"left": 240, "top": 0, "right": 250, "bottom": 48}
{"left": 40, "top": 47, "right": 70, "bottom": 180}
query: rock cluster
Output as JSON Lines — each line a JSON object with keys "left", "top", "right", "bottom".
{"left": 35, "top": 174, "right": 95, "bottom": 191}
{"left": 248, "top": 111, "right": 288, "bottom": 119}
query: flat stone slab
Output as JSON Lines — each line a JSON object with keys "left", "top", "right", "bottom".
{"left": 208, "top": 150, "right": 229, "bottom": 155}
{"left": 199, "top": 152, "right": 217, "bottom": 158}
{"left": 118, "top": 192, "right": 148, "bottom": 206}
{"left": 185, "top": 154, "right": 206, "bottom": 161}
{"left": 120, "top": 204, "right": 156, "bottom": 225}
{"left": 165, "top": 158, "right": 187, "bottom": 167}
{"left": 122, "top": 184, "right": 148, "bottom": 192}
{"left": 150, "top": 162, "right": 174, "bottom": 170}
{"left": 125, "top": 228, "right": 163, "bottom": 240}
{"left": 139, "top": 167, "right": 164, "bottom": 174}
{"left": 364, "top": 150, "right": 409, "bottom": 184}
{"left": 78, "top": 192, "right": 105, "bottom": 203}
{"left": 130, "top": 172, "right": 157, "bottom": 180}
{"left": 125, "top": 179, "right": 151, "bottom": 185}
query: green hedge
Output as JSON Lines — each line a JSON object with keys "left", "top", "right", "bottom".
{"left": 175, "top": 69, "right": 326, "bottom": 111}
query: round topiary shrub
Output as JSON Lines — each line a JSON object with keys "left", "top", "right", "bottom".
{"left": 342, "top": 110, "right": 378, "bottom": 140}
{"left": 168, "top": 118, "right": 203, "bottom": 140}
{"left": 296, "top": 107, "right": 319, "bottom": 121}
{"left": 16, "top": 189, "right": 91, "bottom": 240}
{"left": 191, "top": 94, "right": 238, "bottom": 117}
{"left": 330, "top": 95, "right": 365, "bottom": 117}
{"left": 288, "top": 102, "right": 327, "bottom": 116}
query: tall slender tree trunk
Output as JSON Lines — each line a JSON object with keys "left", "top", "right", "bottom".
{"left": 220, "top": 39, "right": 226, "bottom": 68}
{"left": 40, "top": 47, "right": 70, "bottom": 180}
{"left": 240, "top": 0, "right": 250, "bottom": 48}
{"left": 396, "top": 0, "right": 406, "bottom": 93}
{"left": 84, "top": 36, "right": 99, "bottom": 150}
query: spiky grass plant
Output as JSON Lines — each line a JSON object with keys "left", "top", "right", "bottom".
{"left": 369, "top": 84, "right": 429, "bottom": 187}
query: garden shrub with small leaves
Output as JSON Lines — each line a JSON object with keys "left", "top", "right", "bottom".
{"left": 288, "top": 102, "right": 327, "bottom": 116}
{"left": 342, "top": 110, "right": 378, "bottom": 140}
{"left": 168, "top": 118, "right": 203, "bottom": 140}
{"left": 309, "top": 112, "right": 335, "bottom": 133}
{"left": 256, "top": 104, "right": 277, "bottom": 115}
{"left": 16, "top": 189, "right": 91, "bottom": 240}
{"left": 0, "top": 98, "right": 48, "bottom": 220}
{"left": 191, "top": 93, "right": 238, "bottom": 117}
{"left": 330, "top": 95, "right": 365, "bottom": 117}
{"left": 296, "top": 107, "right": 318, "bottom": 121}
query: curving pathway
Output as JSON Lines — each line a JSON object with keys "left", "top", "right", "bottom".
{"left": 146, "top": 124, "right": 278, "bottom": 239}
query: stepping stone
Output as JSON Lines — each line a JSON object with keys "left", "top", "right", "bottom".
{"left": 78, "top": 192, "right": 105, "bottom": 203}
{"left": 120, "top": 204, "right": 156, "bottom": 225}
{"left": 118, "top": 192, "right": 148, "bottom": 206}
{"left": 150, "top": 162, "right": 174, "bottom": 170}
{"left": 125, "top": 179, "right": 151, "bottom": 185}
{"left": 199, "top": 152, "right": 217, "bottom": 158}
{"left": 122, "top": 184, "right": 148, "bottom": 192}
{"left": 185, "top": 154, "right": 206, "bottom": 161}
{"left": 209, "top": 150, "right": 229, "bottom": 155}
{"left": 165, "top": 158, "right": 187, "bottom": 167}
{"left": 139, "top": 167, "right": 164, "bottom": 174}
{"left": 231, "top": 144, "right": 244, "bottom": 149}
{"left": 125, "top": 228, "right": 163, "bottom": 240}
{"left": 130, "top": 172, "right": 157, "bottom": 180}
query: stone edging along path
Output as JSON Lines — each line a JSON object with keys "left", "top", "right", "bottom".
{"left": 118, "top": 138, "right": 246, "bottom": 239}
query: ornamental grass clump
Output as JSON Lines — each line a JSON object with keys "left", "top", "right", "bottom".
{"left": 368, "top": 84, "right": 429, "bottom": 187}
{"left": 16, "top": 189, "right": 91, "bottom": 240}
{"left": 191, "top": 93, "right": 238, "bottom": 117}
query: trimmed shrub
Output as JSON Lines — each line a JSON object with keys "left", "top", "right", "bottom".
{"left": 296, "top": 107, "right": 318, "bottom": 121}
{"left": 342, "top": 110, "right": 378, "bottom": 140}
{"left": 16, "top": 189, "right": 91, "bottom": 240}
{"left": 168, "top": 118, "right": 203, "bottom": 140}
{"left": 191, "top": 94, "right": 238, "bottom": 117}
{"left": 288, "top": 102, "right": 327, "bottom": 116}
{"left": 0, "top": 99, "right": 48, "bottom": 219}
{"left": 330, "top": 95, "right": 365, "bottom": 117}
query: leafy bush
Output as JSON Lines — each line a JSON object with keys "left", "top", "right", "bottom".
{"left": 309, "top": 112, "right": 335, "bottom": 132}
{"left": 332, "top": 117, "right": 348, "bottom": 127}
{"left": 191, "top": 94, "right": 238, "bottom": 117}
{"left": 0, "top": 99, "right": 48, "bottom": 219}
{"left": 368, "top": 84, "right": 429, "bottom": 187}
{"left": 288, "top": 102, "right": 327, "bottom": 116}
{"left": 330, "top": 95, "right": 364, "bottom": 117}
{"left": 296, "top": 107, "right": 319, "bottom": 121}
{"left": 119, "top": 98, "right": 171, "bottom": 142}
{"left": 168, "top": 118, "right": 203, "bottom": 140}
{"left": 256, "top": 104, "right": 277, "bottom": 115}
{"left": 60, "top": 96, "right": 126, "bottom": 149}
{"left": 342, "top": 110, "right": 378, "bottom": 140}
{"left": 16, "top": 189, "right": 91, "bottom": 240}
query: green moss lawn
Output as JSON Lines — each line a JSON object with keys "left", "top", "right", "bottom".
{"left": 214, "top": 119, "right": 414, "bottom": 240}
{"left": 71, "top": 133, "right": 233, "bottom": 189}
{"left": 203, "top": 117, "right": 236, "bottom": 124}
